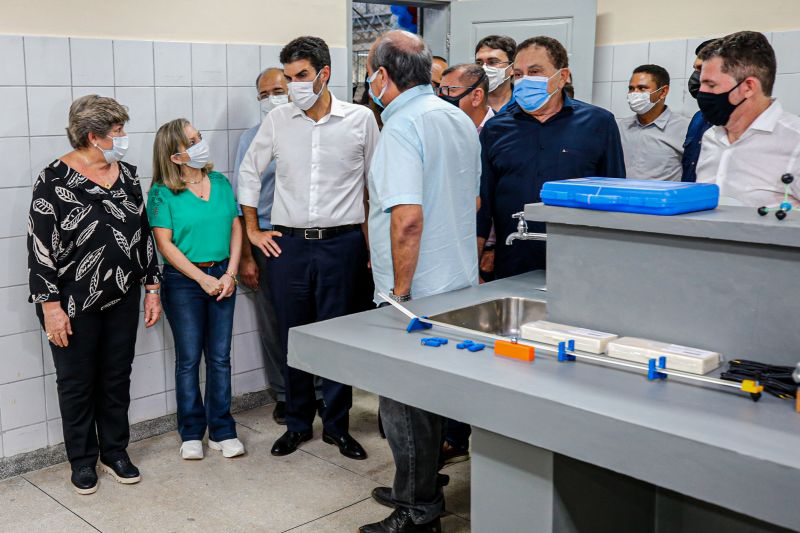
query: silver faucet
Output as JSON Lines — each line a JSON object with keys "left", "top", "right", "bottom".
{"left": 505, "top": 211, "right": 547, "bottom": 245}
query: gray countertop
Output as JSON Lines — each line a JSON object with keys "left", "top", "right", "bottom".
{"left": 524, "top": 203, "right": 800, "bottom": 248}
{"left": 289, "top": 272, "right": 800, "bottom": 530}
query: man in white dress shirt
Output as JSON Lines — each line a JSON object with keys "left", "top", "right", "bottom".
{"left": 238, "top": 36, "right": 380, "bottom": 460}
{"left": 696, "top": 31, "right": 800, "bottom": 207}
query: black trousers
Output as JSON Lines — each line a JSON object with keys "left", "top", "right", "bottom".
{"left": 37, "top": 290, "right": 140, "bottom": 468}
{"left": 266, "top": 229, "right": 369, "bottom": 436}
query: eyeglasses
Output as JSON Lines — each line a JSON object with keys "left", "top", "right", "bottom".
{"left": 475, "top": 59, "right": 511, "bottom": 68}
{"left": 437, "top": 85, "right": 472, "bottom": 97}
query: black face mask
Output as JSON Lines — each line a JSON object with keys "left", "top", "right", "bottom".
{"left": 438, "top": 73, "right": 486, "bottom": 107}
{"left": 696, "top": 80, "right": 746, "bottom": 126}
{"left": 687, "top": 70, "right": 701, "bottom": 99}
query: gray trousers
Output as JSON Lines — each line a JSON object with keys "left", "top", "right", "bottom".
{"left": 252, "top": 246, "right": 322, "bottom": 402}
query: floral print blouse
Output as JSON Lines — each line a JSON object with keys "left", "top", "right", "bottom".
{"left": 27, "top": 160, "right": 161, "bottom": 316}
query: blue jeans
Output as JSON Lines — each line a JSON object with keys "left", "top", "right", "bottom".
{"left": 162, "top": 262, "right": 237, "bottom": 442}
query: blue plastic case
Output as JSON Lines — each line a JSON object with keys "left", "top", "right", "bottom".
{"left": 540, "top": 178, "right": 719, "bottom": 216}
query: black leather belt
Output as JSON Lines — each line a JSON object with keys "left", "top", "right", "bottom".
{"left": 273, "top": 224, "right": 361, "bottom": 240}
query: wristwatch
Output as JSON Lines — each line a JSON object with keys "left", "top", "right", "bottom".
{"left": 389, "top": 289, "right": 411, "bottom": 303}
{"left": 145, "top": 289, "right": 160, "bottom": 295}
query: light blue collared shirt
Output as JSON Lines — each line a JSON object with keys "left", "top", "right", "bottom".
{"left": 232, "top": 124, "right": 276, "bottom": 229}
{"left": 368, "top": 84, "right": 481, "bottom": 304}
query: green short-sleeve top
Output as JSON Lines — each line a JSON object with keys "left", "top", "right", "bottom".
{"left": 146, "top": 171, "right": 238, "bottom": 264}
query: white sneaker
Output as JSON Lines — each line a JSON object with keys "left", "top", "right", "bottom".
{"left": 208, "top": 438, "right": 245, "bottom": 458}
{"left": 180, "top": 440, "right": 204, "bottom": 460}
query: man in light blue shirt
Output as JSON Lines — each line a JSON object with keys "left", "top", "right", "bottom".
{"left": 359, "top": 30, "right": 480, "bottom": 533}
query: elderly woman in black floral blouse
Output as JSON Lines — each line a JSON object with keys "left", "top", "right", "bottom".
{"left": 27, "top": 95, "right": 162, "bottom": 495}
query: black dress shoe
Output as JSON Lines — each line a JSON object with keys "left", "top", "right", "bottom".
{"left": 372, "top": 475, "right": 449, "bottom": 509}
{"left": 271, "top": 430, "right": 312, "bottom": 456}
{"left": 272, "top": 401, "right": 287, "bottom": 425}
{"left": 322, "top": 431, "right": 367, "bottom": 460}
{"left": 99, "top": 457, "right": 141, "bottom": 484}
{"left": 359, "top": 508, "right": 442, "bottom": 533}
{"left": 71, "top": 466, "right": 98, "bottom": 495}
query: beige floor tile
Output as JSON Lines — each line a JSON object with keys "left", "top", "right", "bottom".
{"left": 442, "top": 459, "right": 471, "bottom": 521}
{"left": 287, "top": 498, "right": 471, "bottom": 533}
{"left": 0, "top": 476, "right": 93, "bottom": 532}
{"left": 24, "top": 425, "right": 379, "bottom": 533}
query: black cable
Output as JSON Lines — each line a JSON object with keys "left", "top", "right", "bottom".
{"left": 720, "top": 359, "right": 798, "bottom": 400}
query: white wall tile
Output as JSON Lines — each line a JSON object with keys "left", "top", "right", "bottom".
{"left": 164, "top": 348, "right": 175, "bottom": 391}
{"left": 27, "top": 86, "right": 72, "bottom": 136}
{"left": 24, "top": 37, "right": 70, "bottom": 86}
{"left": 155, "top": 86, "right": 193, "bottom": 125}
{"left": 30, "top": 136, "right": 72, "bottom": 182}
{"left": 70, "top": 38, "right": 114, "bottom": 86}
{"left": 227, "top": 44, "right": 260, "bottom": 87}
{"left": 2, "top": 422, "right": 47, "bottom": 456}
{"left": 227, "top": 86, "right": 258, "bottom": 130}
{"left": 130, "top": 350, "right": 166, "bottom": 399}
{"left": 228, "top": 129, "right": 246, "bottom": 176}
{"left": 592, "top": 81, "right": 611, "bottom": 110}
{"left": 329, "top": 46, "right": 348, "bottom": 87}
{"left": 126, "top": 132, "right": 155, "bottom": 178}
{"left": 685, "top": 37, "right": 717, "bottom": 77}
{"left": 203, "top": 130, "right": 229, "bottom": 173}
{"left": 129, "top": 392, "right": 166, "bottom": 424}
{"left": 665, "top": 78, "right": 686, "bottom": 117}
{"left": 233, "top": 331, "right": 262, "bottom": 375}
{"left": 773, "top": 73, "right": 800, "bottom": 117}
{"left": 0, "top": 87, "right": 29, "bottom": 137}
{"left": 47, "top": 418, "right": 63, "bottom": 445}
{"left": 72, "top": 86, "right": 115, "bottom": 100}
{"left": 233, "top": 368, "right": 266, "bottom": 396}
{"left": 648, "top": 40, "right": 688, "bottom": 81}
{"left": 192, "top": 87, "right": 227, "bottom": 131}
{"left": 0, "top": 331, "right": 43, "bottom": 385}
{"left": 0, "top": 36, "right": 26, "bottom": 86}
{"left": 166, "top": 389, "right": 176, "bottom": 414}
{"left": 135, "top": 311, "right": 164, "bottom": 355}
{"left": 0, "top": 377, "right": 46, "bottom": 429}
{"left": 0, "top": 138, "right": 31, "bottom": 188}
{"left": 612, "top": 43, "right": 649, "bottom": 82}
{"left": 233, "top": 291, "right": 258, "bottom": 335}
{"left": 116, "top": 87, "right": 156, "bottom": 133}
{"left": 113, "top": 40, "right": 155, "bottom": 86}
{"left": 610, "top": 80, "right": 631, "bottom": 119}
{"left": 0, "top": 187, "right": 31, "bottom": 239}
{"left": 593, "top": 45, "right": 613, "bottom": 83}
{"left": 0, "top": 236, "right": 28, "bottom": 287}
{"left": 260, "top": 45, "right": 282, "bottom": 70}
{"left": 192, "top": 43, "right": 227, "bottom": 86}
{"left": 43, "top": 373, "right": 59, "bottom": 419}
{"left": 154, "top": 42, "right": 192, "bottom": 86}
{"left": 42, "top": 333, "right": 55, "bottom": 374}
{"left": 0, "top": 432, "right": 3, "bottom": 457}
{"left": 772, "top": 31, "right": 800, "bottom": 74}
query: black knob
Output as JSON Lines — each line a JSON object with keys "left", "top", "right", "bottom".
{"left": 776, "top": 210, "right": 787, "bottom": 220}
{"left": 781, "top": 173, "right": 794, "bottom": 184}
{"left": 757, "top": 206, "right": 769, "bottom": 216}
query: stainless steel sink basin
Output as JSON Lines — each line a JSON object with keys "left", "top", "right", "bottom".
{"left": 428, "top": 297, "right": 546, "bottom": 338}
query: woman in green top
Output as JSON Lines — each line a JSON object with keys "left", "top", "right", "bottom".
{"left": 147, "top": 119, "right": 244, "bottom": 460}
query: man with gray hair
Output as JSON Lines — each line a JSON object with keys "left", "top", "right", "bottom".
{"left": 360, "top": 30, "right": 481, "bottom": 533}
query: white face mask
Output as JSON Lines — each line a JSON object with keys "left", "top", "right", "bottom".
{"left": 177, "top": 139, "right": 210, "bottom": 169}
{"left": 288, "top": 70, "right": 325, "bottom": 111}
{"left": 483, "top": 64, "right": 511, "bottom": 93}
{"left": 94, "top": 135, "right": 128, "bottom": 164}
{"left": 627, "top": 87, "right": 664, "bottom": 115}
{"left": 260, "top": 94, "right": 289, "bottom": 119}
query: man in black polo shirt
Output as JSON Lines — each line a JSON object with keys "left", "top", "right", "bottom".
{"left": 477, "top": 36, "right": 626, "bottom": 279}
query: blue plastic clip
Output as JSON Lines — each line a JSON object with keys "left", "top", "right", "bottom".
{"left": 647, "top": 357, "right": 668, "bottom": 380}
{"left": 466, "top": 343, "right": 486, "bottom": 352}
{"left": 567, "top": 340, "right": 575, "bottom": 352}
{"left": 407, "top": 317, "right": 433, "bottom": 333}
{"left": 432, "top": 337, "right": 448, "bottom": 345}
{"left": 421, "top": 338, "right": 443, "bottom": 347}
{"left": 558, "top": 341, "right": 576, "bottom": 362}
{"left": 457, "top": 340, "right": 475, "bottom": 350}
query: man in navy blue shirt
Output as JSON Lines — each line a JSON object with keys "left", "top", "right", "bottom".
{"left": 681, "top": 39, "right": 716, "bottom": 182}
{"left": 477, "top": 36, "right": 625, "bottom": 279}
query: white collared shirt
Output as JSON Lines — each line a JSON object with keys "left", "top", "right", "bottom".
{"left": 238, "top": 94, "right": 380, "bottom": 227}
{"left": 617, "top": 107, "right": 689, "bottom": 181}
{"left": 696, "top": 99, "right": 800, "bottom": 207}
{"left": 477, "top": 106, "right": 495, "bottom": 133}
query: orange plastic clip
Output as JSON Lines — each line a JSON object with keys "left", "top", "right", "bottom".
{"left": 494, "top": 340, "right": 535, "bottom": 362}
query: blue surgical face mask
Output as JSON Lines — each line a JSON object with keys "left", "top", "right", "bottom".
{"left": 368, "top": 69, "right": 387, "bottom": 109}
{"left": 513, "top": 70, "right": 563, "bottom": 113}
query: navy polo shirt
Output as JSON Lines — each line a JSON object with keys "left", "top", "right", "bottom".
{"left": 477, "top": 95, "right": 626, "bottom": 279}
{"left": 681, "top": 110, "right": 713, "bottom": 182}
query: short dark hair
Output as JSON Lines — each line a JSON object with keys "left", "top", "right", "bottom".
{"left": 279, "top": 36, "right": 331, "bottom": 75}
{"left": 698, "top": 31, "right": 776, "bottom": 96}
{"left": 442, "top": 63, "right": 489, "bottom": 103}
{"left": 475, "top": 35, "right": 517, "bottom": 62}
{"left": 632, "top": 64, "right": 670, "bottom": 89}
{"left": 370, "top": 31, "right": 432, "bottom": 91}
{"left": 695, "top": 39, "right": 717, "bottom": 57}
{"left": 517, "top": 36, "right": 569, "bottom": 69}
